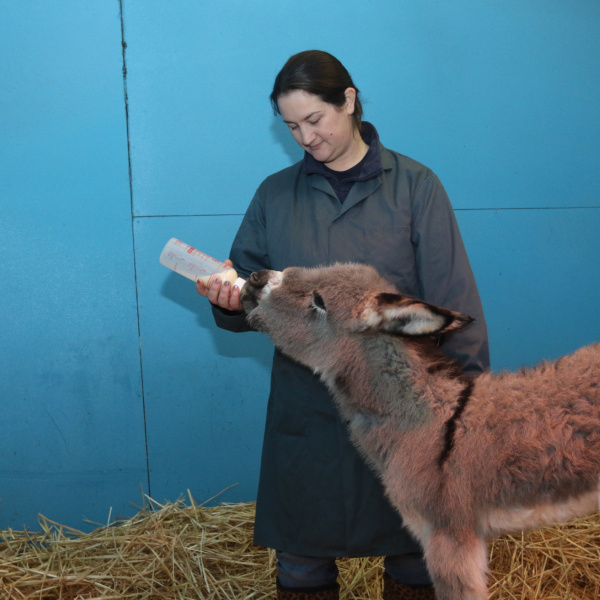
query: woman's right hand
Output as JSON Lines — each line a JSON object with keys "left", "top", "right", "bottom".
{"left": 195, "top": 259, "right": 244, "bottom": 312}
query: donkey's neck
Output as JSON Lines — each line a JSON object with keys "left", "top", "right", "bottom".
{"left": 320, "top": 333, "right": 434, "bottom": 430}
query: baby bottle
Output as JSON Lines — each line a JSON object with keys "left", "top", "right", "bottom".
{"left": 159, "top": 238, "right": 246, "bottom": 289}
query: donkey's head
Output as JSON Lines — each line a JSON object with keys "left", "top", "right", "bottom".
{"left": 242, "top": 263, "right": 473, "bottom": 371}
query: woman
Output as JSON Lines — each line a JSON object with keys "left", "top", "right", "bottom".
{"left": 198, "top": 50, "right": 489, "bottom": 600}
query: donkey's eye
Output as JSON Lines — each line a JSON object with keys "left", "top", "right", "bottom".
{"left": 311, "top": 292, "right": 327, "bottom": 312}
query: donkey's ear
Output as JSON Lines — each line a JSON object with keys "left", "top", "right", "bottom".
{"left": 359, "top": 293, "right": 473, "bottom": 336}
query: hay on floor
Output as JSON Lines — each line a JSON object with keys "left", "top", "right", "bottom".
{"left": 488, "top": 515, "right": 600, "bottom": 599}
{"left": 0, "top": 493, "right": 599, "bottom": 599}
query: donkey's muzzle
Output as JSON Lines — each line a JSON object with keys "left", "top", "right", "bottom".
{"left": 240, "top": 270, "right": 273, "bottom": 312}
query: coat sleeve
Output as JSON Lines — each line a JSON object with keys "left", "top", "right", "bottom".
{"left": 411, "top": 172, "right": 490, "bottom": 376}
{"left": 211, "top": 185, "right": 271, "bottom": 333}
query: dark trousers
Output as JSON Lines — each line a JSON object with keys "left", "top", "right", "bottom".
{"left": 276, "top": 550, "right": 432, "bottom": 589}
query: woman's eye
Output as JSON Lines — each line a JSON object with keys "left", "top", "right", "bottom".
{"left": 309, "top": 119, "right": 320, "bottom": 125}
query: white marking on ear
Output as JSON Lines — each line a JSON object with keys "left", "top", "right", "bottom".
{"left": 385, "top": 307, "right": 446, "bottom": 335}
{"left": 361, "top": 308, "right": 383, "bottom": 328}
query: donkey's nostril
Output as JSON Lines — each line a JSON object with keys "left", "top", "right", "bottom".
{"left": 248, "top": 269, "right": 276, "bottom": 289}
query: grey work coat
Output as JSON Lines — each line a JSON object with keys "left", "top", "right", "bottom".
{"left": 212, "top": 140, "right": 490, "bottom": 558}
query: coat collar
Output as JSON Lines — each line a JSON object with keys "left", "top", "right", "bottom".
{"left": 304, "top": 123, "right": 393, "bottom": 217}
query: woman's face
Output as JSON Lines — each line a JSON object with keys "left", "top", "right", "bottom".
{"left": 277, "top": 88, "right": 362, "bottom": 171}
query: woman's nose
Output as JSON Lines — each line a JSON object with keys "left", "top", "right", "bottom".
{"left": 299, "top": 126, "right": 316, "bottom": 147}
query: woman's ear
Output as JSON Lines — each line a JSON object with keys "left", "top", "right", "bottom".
{"left": 344, "top": 87, "right": 357, "bottom": 115}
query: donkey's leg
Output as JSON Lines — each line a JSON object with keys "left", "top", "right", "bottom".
{"left": 423, "top": 528, "right": 488, "bottom": 600}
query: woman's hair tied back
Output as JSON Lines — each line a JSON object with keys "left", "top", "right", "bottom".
{"left": 270, "top": 50, "right": 363, "bottom": 129}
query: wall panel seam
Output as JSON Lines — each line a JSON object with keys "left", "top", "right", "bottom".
{"left": 119, "top": 0, "right": 152, "bottom": 497}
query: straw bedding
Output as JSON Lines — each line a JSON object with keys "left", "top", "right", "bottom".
{"left": 0, "top": 493, "right": 598, "bottom": 599}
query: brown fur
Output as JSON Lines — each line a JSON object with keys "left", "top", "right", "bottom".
{"left": 242, "top": 263, "right": 600, "bottom": 600}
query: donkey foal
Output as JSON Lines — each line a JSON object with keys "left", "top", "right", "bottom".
{"left": 241, "top": 263, "right": 600, "bottom": 600}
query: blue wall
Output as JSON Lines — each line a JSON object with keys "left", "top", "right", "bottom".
{"left": 1, "top": 0, "right": 598, "bottom": 531}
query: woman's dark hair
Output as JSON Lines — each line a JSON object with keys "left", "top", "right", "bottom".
{"left": 270, "top": 50, "right": 363, "bottom": 130}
